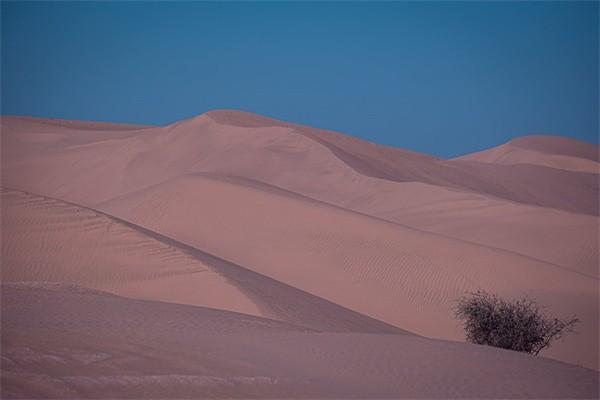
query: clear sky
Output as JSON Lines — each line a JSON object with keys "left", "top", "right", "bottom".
{"left": 1, "top": 1, "right": 598, "bottom": 157}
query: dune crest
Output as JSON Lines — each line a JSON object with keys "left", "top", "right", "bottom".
{"left": 2, "top": 110, "right": 598, "bottom": 380}
{"left": 2, "top": 112, "right": 598, "bottom": 274}
{"left": 2, "top": 111, "right": 598, "bottom": 215}
{"left": 457, "top": 135, "right": 600, "bottom": 173}
{"left": 101, "top": 172, "right": 598, "bottom": 369}
{"left": 1, "top": 187, "right": 406, "bottom": 334}
{"left": 1, "top": 188, "right": 262, "bottom": 318}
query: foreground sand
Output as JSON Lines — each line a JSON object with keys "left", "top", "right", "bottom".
{"left": 1, "top": 111, "right": 599, "bottom": 397}
{"left": 2, "top": 284, "right": 598, "bottom": 399}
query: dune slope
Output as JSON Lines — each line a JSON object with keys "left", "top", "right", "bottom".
{"left": 2, "top": 113, "right": 597, "bottom": 270}
{"left": 2, "top": 283, "right": 598, "bottom": 399}
{"left": 205, "top": 110, "right": 599, "bottom": 215}
{"left": 355, "top": 181, "right": 599, "bottom": 277}
{"left": 1, "top": 111, "right": 598, "bottom": 374}
{"left": 1, "top": 188, "right": 405, "bottom": 334}
{"left": 2, "top": 112, "right": 598, "bottom": 217}
{"left": 101, "top": 173, "right": 599, "bottom": 369}
{"left": 457, "top": 135, "right": 599, "bottom": 173}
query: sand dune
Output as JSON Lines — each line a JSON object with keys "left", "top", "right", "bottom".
{"left": 457, "top": 135, "right": 599, "bottom": 173}
{"left": 1, "top": 188, "right": 262, "bottom": 318}
{"left": 205, "top": 110, "right": 600, "bottom": 215}
{"left": 2, "top": 112, "right": 597, "bottom": 274}
{"left": 2, "top": 112, "right": 598, "bottom": 216}
{"left": 1, "top": 115, "right": 152, "bottom": 131}
{"left": 2, "top": 109, "right": 599, "bottom": 397}
{"left": 511, "top": 135, "right": 599, "bottom": 161}
{"left": 1, "top": 188, "right": 404, "bottom": 334}
{"left": 353, "top": 181, "right": 599, "bottom": 277}
{"left": 2, "top": 284, "right": 597, "bottom": 399}
{"left": 101, "top": 173, "right": 599, "bottom": 369}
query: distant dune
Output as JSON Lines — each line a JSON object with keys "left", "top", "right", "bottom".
{"left": 2, "top": 112, "right": 598, "bottom": 272}
{"left": 2, "top": 112, "right": 598, "bottom": 215}
{"left": 1, "top": 111, "right": 598, "bottom": 397}
{"left": 457, "top": 135, "right": 600, "bottom": 173}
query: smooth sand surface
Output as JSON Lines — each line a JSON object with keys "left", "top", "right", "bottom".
{"left": 349, "top": 181, "right": 599, "bottom": 277}
{"left": 458, "top": 135, "right": 600, "bottom": 173}
{"left": 2, "top": 113, "right": 598, "bottom": 215}
{"left": 2, "top": 112, "right": 597, "bottom": 278}
{"left": 2, "top": 284, "right": 598, "bottom": 399}
{"left": 1, "top": 111, "right": 599, "bottom": 397}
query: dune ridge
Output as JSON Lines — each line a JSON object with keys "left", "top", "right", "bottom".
{"left": 100, "top": 172, "right": 598, "bottom": 369}
{"left": 2, "top": 112, "right": 598, "bottom": 276}
{"left": 204, "top": 110, "right": 599, "bottom": 215}
{"left": 1, "top": 187, "right": 406, "bottom": 334}
{"left": 2, "top": 112, "right": 598, "bottom": 215}
{"left": 2, "top": 109, "right": 599, "bottom": 398}
{"left": 2, "top": 111, "right": 598, "bottom": 368}
{"left": 457, "top": 135, "right": 600, "bottom": 173}
{"left": 1, "top": 115, "right": 154, "bottom": 131}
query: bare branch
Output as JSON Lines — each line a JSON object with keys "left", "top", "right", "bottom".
{"left": 455, "top": 290, "right": 579, "bottom": 355}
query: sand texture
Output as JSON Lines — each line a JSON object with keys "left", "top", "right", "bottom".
{"left": 1, "top": 111, "right": 598, "bottom": 398}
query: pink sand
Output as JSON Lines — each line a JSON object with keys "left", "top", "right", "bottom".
{"left": 1, "top": 111, "right": 598, "bottom": 398}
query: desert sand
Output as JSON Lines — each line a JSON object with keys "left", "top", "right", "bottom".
{"left": 1, "top": 111, "right": 599, "bottom": 398}
{"left": 3, "top": 283, "right": 597, "bottom": 398}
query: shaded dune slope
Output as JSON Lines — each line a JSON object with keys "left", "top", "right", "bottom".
{"left": 1, "top": 188, "right": 404, "bottom": 334}
{"left": 2, "top": 284, "right": 598, "bottom": 399}
{"left": 2, "top": 112, "right": 598, "bottom": 216}
{"left": 205, "top": 110, "right": 599, "bottom": 215}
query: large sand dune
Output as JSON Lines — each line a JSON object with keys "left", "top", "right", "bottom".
{"left": 457, "top": 135, "right": 600, "bottom": 173}
{"left": 2, "top": 284, "right": 597, "bottom": 399}
{"left": 2, "top": 113, "right": 597, "bottom": 272}
{"left": 1, "top": 110, "right": 599, "bottom": 397}
{"left": 204, "top": 110, "right": 600, "bottom": 215}
{"left": 2, "top": 112, "right": 599, "bottom": 216}
{"left": 100, "top": 172, "right": 598, "bottom": 369}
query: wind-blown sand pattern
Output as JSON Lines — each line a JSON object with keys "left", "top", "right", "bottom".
{"left": 1, "top": 111, "right": 599, "bottom": 397}
{"left": 100, "top": 173, "right": 598, "bottom": 369}
{"left": 2, "top": 284, "right": 598, "bottom": 399}
{"left": 1, "top": 188, "right": 405, "bottom": 334}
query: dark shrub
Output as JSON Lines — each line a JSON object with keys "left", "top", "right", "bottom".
{"left": 455, "top": 290, "right": 578, "bottom": 355}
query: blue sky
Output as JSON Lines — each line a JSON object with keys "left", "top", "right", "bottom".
{"left": 1, "top": 1, "right": 598, "bottom": 157}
